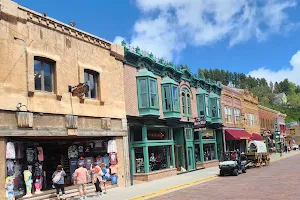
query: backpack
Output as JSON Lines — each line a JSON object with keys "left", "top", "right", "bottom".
{"left": 52, "top": 172, "right": 62, "bottom": 183}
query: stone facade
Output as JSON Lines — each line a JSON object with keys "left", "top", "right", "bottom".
{"left": 258, "top": 105, "right": 278, "bottom": 134}
{"left": 0, "top": 0, "right": 129, "bottom": 197}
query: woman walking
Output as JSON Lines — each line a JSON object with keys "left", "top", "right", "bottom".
{"left": 90, "top": 162, "right": 104, "bottom": 197}
{"left": 52, "top": 165, "right": 66, "bottom": 200}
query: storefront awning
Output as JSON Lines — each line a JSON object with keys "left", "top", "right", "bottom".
{"left": 225, "top": 129, "right": 251, "bottom": 140}
{"left": 251, "top": 133, "right": 264, "bottom": 141}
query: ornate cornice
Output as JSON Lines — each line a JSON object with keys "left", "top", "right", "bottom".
{"left": 122, "top": 41, "right": 222, "bottom": 95}
{"left": 18, "top": 6, "right": 111, "bottom": 50}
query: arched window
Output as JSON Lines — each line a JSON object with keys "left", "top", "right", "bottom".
{"left": 182, "top": 88, "right": 192, "bottom": 116}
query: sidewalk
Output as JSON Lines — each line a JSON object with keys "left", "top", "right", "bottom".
{"left": 74, "top": 150, "right": 300, "bottom": 200}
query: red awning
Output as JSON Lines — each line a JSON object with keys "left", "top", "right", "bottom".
{"left": 251, "top": 133, "right": 264, "bottom": 141}
{"left": 225, "top": 129, "right": 251, "bottom": 140}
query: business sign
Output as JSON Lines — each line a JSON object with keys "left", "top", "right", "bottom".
{"left": 69, "top": 83, "right": 89, "bottom": 98}
{"left": 194, "top": 116, "right": 206, "bottom": 129}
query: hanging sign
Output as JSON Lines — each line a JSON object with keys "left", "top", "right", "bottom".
{"left": 194, "top": 116, "right": 206, "bottom": 129}
{"left": 147, "top": 133, "right": 164, "bottom": 139}
{"left": 69, "top": 83, "right": 89, "bottom": 98}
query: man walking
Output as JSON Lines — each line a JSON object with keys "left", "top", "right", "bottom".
{"left": 74, "top": 163, "right": 88, "bottom": 200}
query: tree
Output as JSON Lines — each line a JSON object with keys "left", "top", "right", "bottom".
{"left": 274, "top": 82, "right": 280, "bottom": 93}
{"left": 269, "top": 81, "right": 274, "bottom": 93}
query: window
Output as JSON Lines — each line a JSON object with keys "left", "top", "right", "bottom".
{"left": 205, "top": 95, "right": 210, "bottom": 117}
{"left": 34, "top": 58, "right": 55, "bottom": 92}
{"left": 194, "top": 144, "right": 201, "bottom": 163}
{"left": 203, "top": 143, "right": 216, "bottom": 161}
{"left": 194, "top": 131, "right": 200, "bottom": 140}
{"left": 162, "top": 85, "right": 180, "bottom": 112}
{"left": 84, "top": 69, "right": 99, "bottom": 99}
{"left": 224, "top": 106, "right": 233, "bottom": 122}
{"left": 149, "top": 146, "right": 172, "bottom": 172}
{"left": 147, "top": 127, "right": 171, "bottom": 140}
{"left": 134, "top": 147, "right": 144, "bottom": 173}
{"left": 182, "top": 88, "right": 192, "bottom": 116}
{"left": 260, "top": 118, "right": 265, "bottom": 128}
{"left": 210, "top": 98, "right": 221, "bottom": 118}
{"left": 137, "top": 77, "right": 159, "bottom": 109}
{"left": 130, "top": 126, "right": 142, "bottom": 142}
{"left": 185, "top": 129, "right": 192, "bottom": 140}
{"left": 234, "top": 108, "right": 241, "bottom": 123}
{"left": 249, "top": 114, "right": 255, "bottom": 126}
{"left": 197, "top": 94, "right": 205, "bottom": 116}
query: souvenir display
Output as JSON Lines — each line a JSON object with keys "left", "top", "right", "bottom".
{"left": 34, "top": 176, "right": 43, "bottom": 194}
{"left": 68, "top": 145, "right": 78, "bottom": 159}
{"left": 37, "top": 147, "right": 44, "bottom": 162}
{"left": 102, "top": 154, "right": 109, "bottom": 167}
{"left": 107, "top": 140, "right": 117, "bottom": 153}
{"left": 5, "top": 176, "right": 15, "bottom": 200}
{"left": 6, "top": 142, "right": 16, "bottom": 159}
{"left": 23, "top": 170, "right": 32, "bottom": 197}
{"left": 109, "top": 152, "right": 118, "bottom": 165}
{"left": 26, "top": 148, "right": 36, "bottom": 164}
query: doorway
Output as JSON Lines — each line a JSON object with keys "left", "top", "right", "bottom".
{"left": 175, "top": 145, "right": 185, "bottom": 170}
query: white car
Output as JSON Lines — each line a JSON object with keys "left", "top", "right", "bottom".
{"left": 292, "top": 144, "right": 298, "bottom": 150}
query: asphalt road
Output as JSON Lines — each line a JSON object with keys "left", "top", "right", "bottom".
{"left": 151, "top": 154, "right": 300, "bottom": 200}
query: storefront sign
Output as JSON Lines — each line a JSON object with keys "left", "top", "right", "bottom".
{"left": 147, "top": 133, "right": 164, "bottom": 139}
{"left": 194, "top": 128, "right": 206, "bottom": 132}
{"left": 194, "top": 116, "right": 206, "bottom": 129}
{"left": 69, "top": 83, "right": 89, "bottom": 98}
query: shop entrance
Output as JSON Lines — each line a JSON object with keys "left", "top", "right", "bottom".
{"left": 187, "top": 147, "right": 193, "bottom": 170}
{"left": 173, "top": 128, "right": 186, "bottom": 171}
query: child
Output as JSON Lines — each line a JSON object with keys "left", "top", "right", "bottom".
{"left": 100, "top": 163, "right": 108, "bottom": 194}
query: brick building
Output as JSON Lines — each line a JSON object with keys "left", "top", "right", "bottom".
{"left": 0, "top": 0, "right": 129, "bottom": 198}
{"left": 122, "top": 42, "right": 223, "bottom": 182}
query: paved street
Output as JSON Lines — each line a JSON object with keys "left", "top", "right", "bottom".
{"left": 150, "top": 154, "right": 300, "bottom": 200}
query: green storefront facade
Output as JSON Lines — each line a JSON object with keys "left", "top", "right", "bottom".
{"left": 123, "top": 41, "right": 224, "bottom": 182}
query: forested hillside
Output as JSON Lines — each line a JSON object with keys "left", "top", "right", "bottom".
{"left": 198, "top": 68, "right": 300, "bottom": 123}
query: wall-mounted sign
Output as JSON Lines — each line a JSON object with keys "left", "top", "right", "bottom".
{"left": 69, "top": 83, "right": 89, "bottom": 98}
{"left": 194, "top": 116, "right": 206, "bottom": 129}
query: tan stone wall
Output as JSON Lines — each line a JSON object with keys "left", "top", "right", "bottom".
{"left": 0, "top": 0, "right": 126, "bottom": 119}
{"left": 241, "top": 91, "right": 260, "bottom": 134}
{"left": 133, "top": 168, "right": 177, "bottom": 182}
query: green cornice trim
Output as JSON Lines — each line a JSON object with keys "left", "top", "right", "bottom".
{"left": 209, "top": 92, "right": 219, "bottom": 98}
{"left": 197, "top": 88, "right": 207, "bottom": 94}
{"left": 122, "top": 41, "right": 222, "bottom": 94}
{"left": 161, "top": 76, "right": 178, "bottom": 85}
{"left": 136, "top": 68, "right": 156, "bottom": 78}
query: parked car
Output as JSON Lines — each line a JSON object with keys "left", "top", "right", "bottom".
{"left": 292, "top": 144, "right": 298, "bottom": 150}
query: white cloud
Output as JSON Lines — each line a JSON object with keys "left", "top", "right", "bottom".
{"left": 113, "top": 36, "right": 126, "bottom": 45}
{"left": 114, "top": 0, "right": 297, "bottom": 61}
{"left": 248, "top": 50, "right": 300, "bottom": 84}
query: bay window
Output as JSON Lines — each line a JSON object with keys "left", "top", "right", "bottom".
{"left": 162, "top": 85, "right": 180, "bottom": 113}
{"left": 182, "top": 88, "right": 192, "bottom": 116}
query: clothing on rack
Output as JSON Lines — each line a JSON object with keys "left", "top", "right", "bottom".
{"left": 107, "top": 140, "right": 117, "bottom": 153}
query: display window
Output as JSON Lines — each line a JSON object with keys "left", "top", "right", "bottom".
{"left": 134, "top": 147, "right": 144, "bottom": 173}
{"left": 147, "top": 127, "right": 171, "bottom": 140}
{"left": 203, "top": 143, "right": 216, "bottom": 161}
{"left": 148, "top": 146, "right": 172, "bottom": 172}
{"left": 5, "top": 137, "right": 119, "bottom": 198}
{"left": 194, "top": 144, "right": 201, "bottom": 163}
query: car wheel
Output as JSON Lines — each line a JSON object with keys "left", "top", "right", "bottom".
{"left": 242, "top": 168, "right": 247, "bottom": 173}
{"left": 232, "top": 169, "right": 238, "bottom": 176}
{"left": 220, "top": 170, "right": 225, "bottom": 176}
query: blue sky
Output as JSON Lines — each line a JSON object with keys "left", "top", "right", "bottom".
{"left": 14, "top": 0, "right": 300, "bottom": 84}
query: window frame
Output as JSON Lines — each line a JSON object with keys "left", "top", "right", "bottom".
{"left": 197, "top": 94, "right": 205, "bottom": 117}
{"left": 137, "top": 77, "right": 159, "bottom": 109}
{"left": 234, "top": 108, "right": 241, "bottom": 123}
{"left": 224, "top": 106, "right": 233, "bottom": 123}
{"left": 84, "top": 69, "right": 99, "bottom": 99}
{"left": 162, "top": 84, "right": 180, "bottom": 112}
{"left": 34, "top": 57, "right": 55, "bottom": 92}
{"left": 182, "top": 88, "right": 192, "bottom": 117}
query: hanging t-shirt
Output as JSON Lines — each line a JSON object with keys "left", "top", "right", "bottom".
{"left": 109, "top": 164, "right": 118, "bottom": 174}
{"left": 69, "top": 158, "right": 78, "bottom": 183}
{"left": 68, "top": 145, "right": 78, "bottom": 159}
{"left": 78, "top": 146, "right": 84, "bottom": 157}
{"left": 6, "top": 160, "right": 15, "bottom": 176}
{"left": 109, "top": 153, "right": 118, "bottom": 165}
{"left": 15, "top": 143, "right": 24, "bottom": 159}
{"left": 6, "top": 142, "right": 16, "bottom": 159}
{"left": 26, "top": 147, "right": 37, "bottom": 163}
{"left": 37, "top": 147, "right": 44, "bottom": 162}
{"left": 85, "top": 157, "right": 94, "bottom": 169}
{"left": 34, "top": 162, "right": 43, "bottom": 176}
{"left": 107, "top": 140, "right": 117, "bottom": 153}
{"left": 102, "top": 155, "right": 109, "bottom": 167}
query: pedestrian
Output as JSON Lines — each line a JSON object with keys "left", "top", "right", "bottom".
{"left": 74, "top": 163, "right": 88, "bottom": 200}
{"left": 52, "top": 165, "right": 66, "bottom": 200}
{"left": 90, "top": 162, "right": 104, "bottom": 197}
{"left": 100, "top": 163, "right": 108, "bottom": 194}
